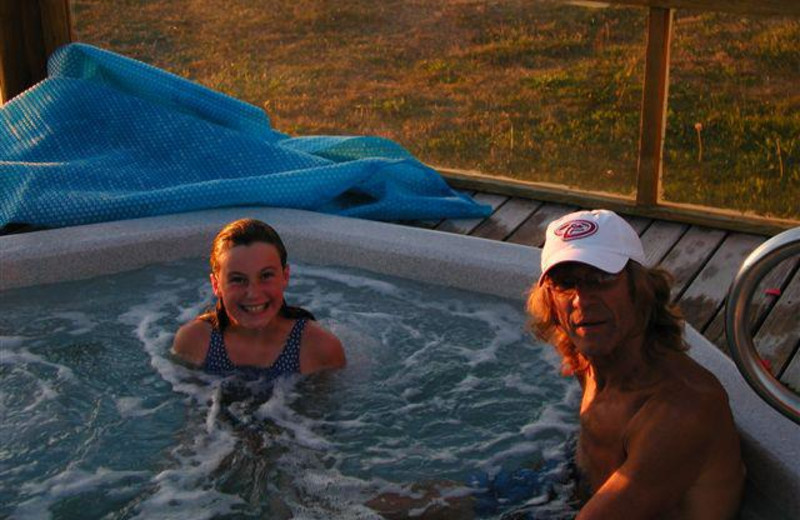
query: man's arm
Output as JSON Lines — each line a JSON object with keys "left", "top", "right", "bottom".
{"left": 577, "top": 392, "right": 721, "bottom": 520}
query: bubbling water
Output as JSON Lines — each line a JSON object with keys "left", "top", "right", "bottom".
{"left": 0, "top": 258, "right": 579, "bottom": 519}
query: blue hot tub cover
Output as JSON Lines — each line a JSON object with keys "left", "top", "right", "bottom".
{"left": 0, "top": 43, "right": 490, "bottom": 229}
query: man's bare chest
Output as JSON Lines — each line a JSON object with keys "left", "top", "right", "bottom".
{"left": 578, "top": 392, "right": 649, "bottom": 489}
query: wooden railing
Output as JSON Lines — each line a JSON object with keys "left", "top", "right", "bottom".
{"left": 608, "top": 1, "right": 800, "bottom": 16}
{"left": 1, "top": 0, "right": 798, "bottom": 234}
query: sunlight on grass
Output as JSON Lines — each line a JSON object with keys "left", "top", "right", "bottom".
{"left": 69, "top": 0, "right": 798, "bottom": 219}
{"left": 666, "top": 12, "right": 799, "bottom": 218}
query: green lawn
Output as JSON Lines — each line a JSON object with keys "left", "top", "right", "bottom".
{"left": 70, "top": 0, "right": 800, "bottom": 219}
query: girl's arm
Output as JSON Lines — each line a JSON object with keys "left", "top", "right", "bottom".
{"left": 299, "top": 322, "right": 346, "bottom": 374}
{"left": 172, "top": 320, "right": 213, "bottom": 367}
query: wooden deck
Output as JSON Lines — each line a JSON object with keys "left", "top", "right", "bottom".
{"left": 401, "top": 190, "right": 800, "bottom": 393}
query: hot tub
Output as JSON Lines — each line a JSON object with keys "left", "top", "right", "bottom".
{"left": 1, "top": 207, "right": 797, "bottom": 519}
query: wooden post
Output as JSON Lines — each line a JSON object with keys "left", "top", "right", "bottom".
{"left": 636, "top": 7, "right": 673, "bottom": 207}
{"left": 0, "top": 0, "right": 72, "bottom": 104}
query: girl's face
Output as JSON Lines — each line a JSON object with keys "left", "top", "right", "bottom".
{"left": 211, "top": 242, "right": 290, "bottom": 330}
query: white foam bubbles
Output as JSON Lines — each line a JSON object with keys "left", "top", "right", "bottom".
{"left": 112, "top": 284, "right": 246, "bottom": 519}
{"left": 131, "top": 427, "right": 243, "bottom": 520}
{"left": 519, "top": 392, "right": 581, "bottom": 441}
{"left": 0, "top": 347, "right": 76, "bottom": 413}
{"left": 0, "top": 348, "right": 76, "bottom": 380}
{"left": 255, "top": 378, "right": 334, "bottom": 451}
{"left": 49, "top": 311, "right": 97, "bottom": 335}
{"left": 175, "top": 284, "right": 213, "bottom": 324}
{"left": 300, "top": 265, "right": 404, "bottom": 298}
{"left": 13, "top": 467, "right": 149, "bottom": 520}
{"left": 0, "top": 335, "right": 28, "bottom": 349}
{"left": 115, "top": 396, "right": 171, "bottom": 418}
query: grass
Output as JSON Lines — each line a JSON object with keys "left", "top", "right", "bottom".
{"left": 69, "top": 0, "right": 799, "bottom": 219}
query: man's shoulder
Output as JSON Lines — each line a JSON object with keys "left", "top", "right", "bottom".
{"left": 668, "top": 353, "right": 729, "bottom": 403}
{"left": 638, "top": 356, "right": 731, "bottom": 429}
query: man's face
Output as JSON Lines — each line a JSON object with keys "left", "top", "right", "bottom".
{"left": 546, "top": 262, "right": 641, "bottom": 360}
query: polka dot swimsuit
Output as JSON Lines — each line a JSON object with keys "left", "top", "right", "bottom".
{"left": 203, "top": 319, "right": 306, "bottom": 380}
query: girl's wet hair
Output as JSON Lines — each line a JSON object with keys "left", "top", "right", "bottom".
{"left": 200, "top": 218, "right": 315, "bottom": 330}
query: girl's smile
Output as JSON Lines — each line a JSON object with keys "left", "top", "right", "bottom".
{"left": 211, "top": 242, "right": 290, "bottom": 330}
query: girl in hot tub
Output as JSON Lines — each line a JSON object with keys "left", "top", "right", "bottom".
{"left": 172, "top": 218, "right": 345, "bottom": 382}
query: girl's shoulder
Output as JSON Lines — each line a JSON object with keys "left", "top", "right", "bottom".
{"left": 172, "top": 319, "right": 214, "bottom": 367}
{"left": 299, "top": 320, "right": 346, "bottom": 374}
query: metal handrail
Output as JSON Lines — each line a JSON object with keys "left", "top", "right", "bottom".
{"left": 725, "top": 227, "right": 800, "bottom": 425}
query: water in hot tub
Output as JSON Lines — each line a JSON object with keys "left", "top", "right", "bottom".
{"left": 0, "top": 258, "right": 580, "bottom": 519}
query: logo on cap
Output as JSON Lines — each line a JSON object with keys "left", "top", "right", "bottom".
{"left": 554, "top": 219, "right": 598, "bottom": 241}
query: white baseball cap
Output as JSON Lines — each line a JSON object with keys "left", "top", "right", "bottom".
{"left": 538, "top": 209, "right": 646, "bottom": 284}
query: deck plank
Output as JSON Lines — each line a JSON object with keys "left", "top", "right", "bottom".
{"left": 471, "top": 198, "right": 542, "bottom": 241}
{"left": 506, "top": 203, "right": 578, "bottom": 247}
{"left": 658, "top": 225, "right": 726, "bottom": 298}
{"left": 703, "top": 256, "right": 798, "bottom": 354}
{"left": 778, "top": 343, "right": 800, "bottom": 392}
{"left": 754, "top": 266, "right": 800, "bottom": 379}
{"left": 435, "top": 193, "right": 507, "bottom": 235}
{"left": 640, "top": 220, "right": 688, "bottom": 267}
{"left": 623, "top": 214, "right": 652, "bottom": 235}
{"left": 679, "top": 233, "right": 765, "bottom": 332}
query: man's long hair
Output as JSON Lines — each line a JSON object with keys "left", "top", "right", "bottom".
{"left": 199, "top": 218, "right": 315, "bottom": 330}
{"left": 527, "top": 261, "right": 686, "bottom": 376}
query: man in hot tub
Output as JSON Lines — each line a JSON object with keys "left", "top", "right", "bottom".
{"left": 527, "top": 209, "right": 745, "bottom": 519}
